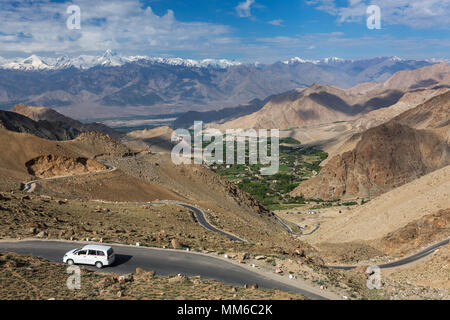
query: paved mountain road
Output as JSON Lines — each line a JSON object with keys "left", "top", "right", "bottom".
{"left": 17, "top": 165, "right": 450, "bottom": 299}
{"left": 0, "top": 240, "right": 335, "bottom": 300}
{"left": 329, "top": 238, "right": 449, "bottom": 270}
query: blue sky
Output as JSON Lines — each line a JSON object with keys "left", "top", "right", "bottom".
{"left": 0, "top": 0, "right": 449, "bottom": 62}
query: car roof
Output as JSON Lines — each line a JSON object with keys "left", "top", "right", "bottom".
{"left": 81, "top": 245, "right": 112, "bottom": 251}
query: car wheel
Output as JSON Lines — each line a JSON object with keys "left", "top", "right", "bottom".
{"left": 95, "top": 261, "right": 103, "bottom": 269}
{"left": 67, "top": 259, "right": 74, "bottom": 266}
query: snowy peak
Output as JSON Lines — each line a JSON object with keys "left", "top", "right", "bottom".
{"left": 2, "top": 55, "right": 52, "bottom": 71}
{"left": 321, "top": 57, "right": 351, "bottom": 64}
{"left": 282, "top": 56, "right": 353, "bottom": 65}
{"left": 282, "top": 57, "right": 319, "bottom": 65}
{"left": 0, "top": 51, "right": 242, "bottom": 71}
{"left": 97, "top": 49, "right": 125, "bottom": 67}
{"left": 0, "top": 52, "right": 435, "bottom": 71}
{"left": 145, "top": 57, "right": 241, "bottom": 68}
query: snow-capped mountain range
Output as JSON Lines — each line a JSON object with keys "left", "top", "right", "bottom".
{"left": 0, "top": 52, "right": 444, "bottom": 119}
{"left": 282, "top": 56, "right": 448, "bottom": 65}
{"left": 281, "top": 56, "right": 352, "bottom": 65}
{"left": 0, "top": 50, "right": 243, "bottom": 71}
{"left": 2, "top": 50, "right": 444, "bottom": 71}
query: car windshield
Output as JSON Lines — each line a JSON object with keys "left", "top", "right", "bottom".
{"left": 107, "top": 248, "right": 114, "bottom": 256}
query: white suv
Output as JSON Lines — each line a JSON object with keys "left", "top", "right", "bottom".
{"left": 63, "top": 245, "right": 115, "bottom": 269}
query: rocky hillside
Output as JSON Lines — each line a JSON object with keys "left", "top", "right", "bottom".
{"left": 67, "top": 132, "right": 133, "bottom": 159}
{"left": 391, "top": 90, "right": 450, "bottom": 130}
{"left": 122, "top": 126, "right": 174, "bottom": 153}
{"left": 11, "top": 104, "right": 122, "bottom": 139}
{"left": 303, "top": 165, "right": 450, "bottom": 245}
{"left": 216, "top": 63, "right": 450, "bottom": 130}
{"left": 25, "top": 155, "right": 107, "bottom": 178}
{"left": 0, "top": 110, "right": 79, "bottom": 140}
{"left": 215, "top": 84, "right": 404, "bottom": 130}
{"left": 291, "top": 91, "right": 450, "bottom": 200}
{"left": 173, "top": 97, "right": 270, "bottom": 129}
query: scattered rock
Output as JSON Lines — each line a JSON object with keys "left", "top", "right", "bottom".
{"left": 171, "top": 239, "right": 185, "bottom": 249}
{"left": 275, "top": 268, "right": 283, "bottom": 274}
{"left": 36, "top": 231, "right": 48, "bottom": 238}
{"left": 295, "top": 248, "right": 305, "bottom": 257}
{"left": 136, "top": 267, "right": 146, "bottom": 275}
{"left": 118, "top": 274, "right": 134, "bottom": 283}
{"left": 236, "top": 252, "right": 250, "bottom": 261}
{"left": 255, "top": 255, "right": 266, "bottom": 260}
{"left": 168, "top": 274, "right": 188, "bottom": 284}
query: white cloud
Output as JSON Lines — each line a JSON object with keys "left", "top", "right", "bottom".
{"left": 236, "top": 0, "right": 255, "bottom": 18}
{"left": 268, "top": 19, "right": 284, "bottom": 26}
{"left": 307, "top": 0, "right": 450, "bottom": 29}
{"left": 0, "top": 0, "right": 234, "bottom": 55}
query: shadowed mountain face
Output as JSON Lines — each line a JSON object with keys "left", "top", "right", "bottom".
{"left": 214, "top": 84, "right": 407, "bottom": 130}
{"left": 307, "top": 89, "right": 405, "bottom": 116}
{"left": 0, "top": 110, "right": 79, "bottom": 140}
{"left": 290, "top": 91, "right": 450, "bottom": 201}
{"left": 10, "top": 104, "right": 122, "bottom": 139}
{"left": 215, "top": 63, "right": 450, "bottom": 130}
{"left": 172, "top": 98, "right": 270, "bottom": 129}
{"left": 0, "top": 57, "right": 432, "bottom": 118}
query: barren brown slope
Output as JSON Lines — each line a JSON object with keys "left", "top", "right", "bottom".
{"left": 0, "top": 121, "right": 292, "bottom": 245}
{"left": 11, "top": 104, "right": 122, "bottom": 139}
{"left": 380, "top": 62, "right": 450, "bottom": 90}
{"left": 305, "top": 165, "right": 450, "bottom": 244}
{"left": 215, "top": 84, "right": 404, "bottom": 130}
{"left": 0, "top": 128, "right": 86, "bottom": 185}
{"left": 121, "top": 126, "right": 174, "bottom": 153}
{"left": 391, "top": 89, "right": 450, "bottom": 130}
{"left": 95, "top": 152, "right": 307, "bottom": 246}
{"left": 285, "top": 87, "right": 447, "bottom": 166}
{"left": 0, "top": 110, "right": 79, "bottom": 140}
{"left": 216, "top": 63, "right": 450, "bottom": 131}
{"left": 61, "top": 132, "right": 132, "bottom": 159}
{"left": 0, "top": 128, "right": 107, "bottom": 178}
{"left": 291, "top": 91, "right": 450, "bottom": 201}
{"left": 347, "top": 62, "right": 450, "bottom": 94}
{"left": 0, "top": 128, "right": 179, "bottom": 202}
{"left": 25, "top": 155, "right": 107, "bottom": 178}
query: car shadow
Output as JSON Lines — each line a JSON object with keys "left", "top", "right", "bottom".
{"left": 110, "top": 254, "right": 133, "bottom": 267}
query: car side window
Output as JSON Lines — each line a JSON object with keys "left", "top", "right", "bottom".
{"left": 96, "top": 251, "right": 105, "bottom": 256}
{"left": 77, "top": 250, "right": 87, "bottom": 255}
{"left": 88, "top": 250, "right": 97, "bottom": 256}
